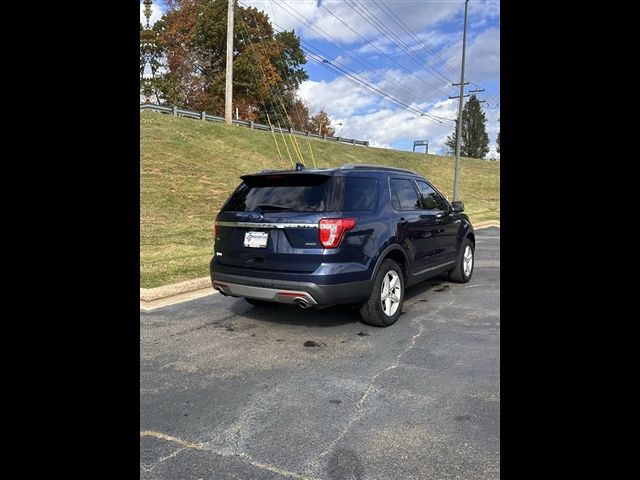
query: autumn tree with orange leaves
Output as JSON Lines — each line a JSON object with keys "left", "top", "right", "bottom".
{"left": 145, "top": 0, "right": 308, "bottom": 126}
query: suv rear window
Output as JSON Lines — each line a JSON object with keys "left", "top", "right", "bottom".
{"left": 223, "top": 174, "right": 330, "bottom": 212}
{"left": 222, "top": 174, "right": 379, "bottom": 212}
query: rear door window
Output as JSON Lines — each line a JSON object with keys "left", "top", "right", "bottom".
{"left": 390, "top": 178, "right": 421, "bottom": 210}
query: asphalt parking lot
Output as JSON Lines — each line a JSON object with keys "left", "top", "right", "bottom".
{"left": 140, "top": 227, "right": 500, "bottom": 479}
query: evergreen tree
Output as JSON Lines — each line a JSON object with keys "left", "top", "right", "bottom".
{"left": 445, "top": 95, "right": 490, "bottom": 159}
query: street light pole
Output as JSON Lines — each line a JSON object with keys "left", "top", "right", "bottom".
{"left": 452, "top": 0, "right": 469, "bottom": 202}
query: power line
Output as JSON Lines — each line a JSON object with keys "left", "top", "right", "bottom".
{"left": 375, "top": 0, "right": 489, "bottom": 97}
{"left": 301, "top": 44, "right": 455, "bottom": 125}
{"left": 295, "top": 36, "right": 455, "bottom": 124}
{"left": 302, "top": 49, "right": 455, "bottom": 126}
{"left": 376, "top": 0, "right": 462, "bottom": 80}
{"left": 242, "top": 1, "right": 458, "bottom": 129}
{"left": 347, "top": 0, "right": 456, "bottom": 86}
{"left": 247, "top": 0, "right": 452, "bottom": 125}
{"left": 274, "top": 26, "right": 426, "bottom": 107}
{"left": 281, "top": 0, "right": 451, "bottom": 98}
{"left": 261, "top": 1, "right": 448, "bottom": 107}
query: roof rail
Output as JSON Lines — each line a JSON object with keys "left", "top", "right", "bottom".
{"left": 340, "top": 164, "right": 418, "bottom": 175}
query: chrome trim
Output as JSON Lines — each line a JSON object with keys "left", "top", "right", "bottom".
{"left": 413, "top": 260, "right": 455, "bottom": 276}
{"left": 213, "top": 281, "right": 318, "bottom": 305}
{"left": 216, "top": 221, "right": 317, "bottom": 229}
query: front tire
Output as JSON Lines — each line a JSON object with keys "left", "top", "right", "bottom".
{"left": 449, "top": 238, "right": 474, "bottom": 283}
{"left": 359, "top": 259, "right": 405, "bottom": 327}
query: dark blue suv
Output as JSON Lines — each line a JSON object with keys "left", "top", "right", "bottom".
{"left": 210, "top": 164, "right": 475, "bottom": 327}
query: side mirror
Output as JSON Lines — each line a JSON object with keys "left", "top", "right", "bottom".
{"left": 451, "top": 201, "right": 464, "bottom": 213}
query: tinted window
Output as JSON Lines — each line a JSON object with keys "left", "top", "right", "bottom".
{"left": 415, "top": 180, "right": 449, "bottom": 210}
{"left": 223, "top": 175, "right": 330, "bottom": 212}
{"left": 390, "top": 178, "right": 420, "bottom": 210}
{"left": 327, "top": 177, "right": 378, "bottom": 211}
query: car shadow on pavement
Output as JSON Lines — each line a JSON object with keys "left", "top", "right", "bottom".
{"left": 225, "top": 273, "right": 452, "bottom": 327}
{"left": 229, "top": 297, "right": 363, "bottom": 327}
{"left": 403, "top": 273, "right": 451, "bottom": 305}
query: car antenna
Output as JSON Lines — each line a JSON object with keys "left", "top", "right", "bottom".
{"left": 295, "top": 162, "right": 305, "bottom": 171}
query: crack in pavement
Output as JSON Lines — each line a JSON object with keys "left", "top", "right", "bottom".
{"left": 140, "top": 431, "right": 206, "bottom": 474}
{"left": 307, "top": 299, "right": 454, "bottom": 475}
{"left": 233, "top": 453, "right": 309, "bottom": 479}
{"left": 141, "top": 430, "right": 206, "bottom": 449}
{"left": 140, "top": 447, "right": 188, "bottom": 473}
{"left": 142, "top": 290, "right": 461, "bottom": 478}
{"left": 140, "top": 430, "right": 308, "bottom": 479}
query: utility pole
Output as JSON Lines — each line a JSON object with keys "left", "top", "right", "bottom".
{"left": 224, "top": 0, "right": 234, "bottom": 125}
{"left": 452, "top": 0, "right": 469, "bottom": 202}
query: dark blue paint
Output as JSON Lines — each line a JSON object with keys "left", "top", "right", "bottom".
{"left": 211, "top": 166, "right": 474, "bottom": 305}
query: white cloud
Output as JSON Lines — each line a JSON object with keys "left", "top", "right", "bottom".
{"left": 440, "top": 27, "right": 500, "bottom": 83}
{"left": 339, "top": 107, "right": 456, "bottom": 152}
{"left": 299, "top": 77, "right": 377, "bottom": 117}
{"left": 334, "top": 54, "right": 352, "bottom": 66}
{"left": 299, "top": 75, "right": 461, "bottom": 153}
{"left": 140, "top": 0, "right": 164, "bottom": 27}
{"left": 245, "top": 0, "right": 465, "bottom": 45}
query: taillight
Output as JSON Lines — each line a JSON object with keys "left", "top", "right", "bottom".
{"left": 214, "top": 222, "right": 218, "bottom": 239}
{"left": 318, "top": 218, "right": 357, "bottom": 248}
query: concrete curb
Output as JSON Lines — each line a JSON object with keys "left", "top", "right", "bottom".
{"left": 474, "top": 221, "right": 501, "bottom": 229}
{"left": 141, "top": 276, "right": 211, "bottom": 302}
{"left": 140, "top": 221, "right": 500, "bottom": 307}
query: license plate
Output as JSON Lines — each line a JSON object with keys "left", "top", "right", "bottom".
{"left": 244, "top": 231, "right": 268, "bottom": 248}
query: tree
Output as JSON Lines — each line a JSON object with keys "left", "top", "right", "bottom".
{"left": 496, "top": 131, "right": 500, "bottom": 154}
{"left": 148, "top": 0, "right": 308, "bottom": 123}
{"left": 445, "top": 95, "right": 490, "bottom": 159}
{"left": 140, "top": 19, "right": 167, "bottom": 104}
{"left": 289, "top": 98, "right": 310, "bottom": 132}
{"left": 308, "top": 110, "right": 335, "bottom": 136}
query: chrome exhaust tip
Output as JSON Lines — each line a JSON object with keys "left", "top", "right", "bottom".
{"left": 296, "top": 298, "right": 310, "bottom": 309}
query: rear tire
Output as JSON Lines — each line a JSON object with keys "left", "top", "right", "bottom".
{"left": 359, "top": 259, "right": 405, "bottom": 327}
{"left": 244, "top": 298, "right": 275, "bottom": 307}
{"left": 449, "top": 238, "right": 474, "bottom": 283}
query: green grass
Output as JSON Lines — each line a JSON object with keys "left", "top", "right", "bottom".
{"left": 140, "top": 110, "right": 500, "bottom": 288}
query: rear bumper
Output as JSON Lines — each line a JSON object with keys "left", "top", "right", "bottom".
{"left": 211, "top": 271, "right": 373, "bottom": 306}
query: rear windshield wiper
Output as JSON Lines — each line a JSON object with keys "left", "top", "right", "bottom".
{"left": 255, "top": 204, "right": 291, "bottom": 211}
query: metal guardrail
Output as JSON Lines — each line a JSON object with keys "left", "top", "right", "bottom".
{"left": 140, "top": 103, "right": 369, "bottom": 147}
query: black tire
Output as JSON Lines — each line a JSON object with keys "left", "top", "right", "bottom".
{"left": 244, "top": 298, "right": 275, "bottom": 307}
{"left": 359, "top": 259, "right": 405, "bottom": 327}
{"left": 449, "top": 237, "right": 474, "bottom": 283}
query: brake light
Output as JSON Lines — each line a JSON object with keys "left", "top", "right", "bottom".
{"left": 319, "top": 218, "right": 357, "bottom": 248}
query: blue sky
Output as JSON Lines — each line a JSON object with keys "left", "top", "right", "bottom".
{"left": 141, "top": 0, "right": 500, "bottom": 158}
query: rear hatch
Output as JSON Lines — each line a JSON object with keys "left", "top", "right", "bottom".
{"left": 215, "top": 171, "right": 334, "bottom": 273}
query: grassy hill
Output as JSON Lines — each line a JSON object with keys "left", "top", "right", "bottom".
{"left": 140, "top": 110, "right": 500, "bottom": 288}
